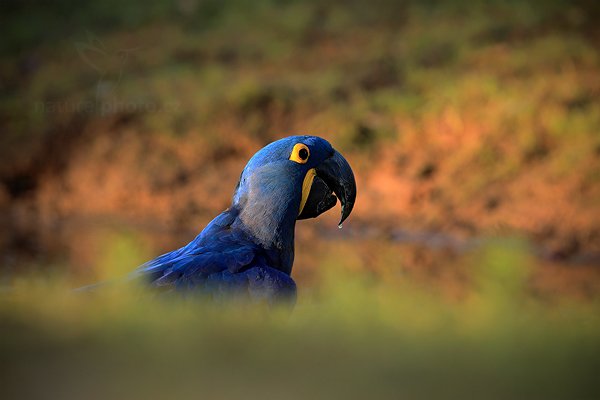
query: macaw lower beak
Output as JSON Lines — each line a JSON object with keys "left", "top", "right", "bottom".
{"left": 297, "top": 150, "right": 356, "bottom": 225}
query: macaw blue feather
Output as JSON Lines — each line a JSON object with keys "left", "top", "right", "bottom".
{"left": 129, "top": 135, "right": 356, "bottom": 304}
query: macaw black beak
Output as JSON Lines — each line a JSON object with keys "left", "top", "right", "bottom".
{"left": 297, "top": 150, "right": 356, "bottom": 225}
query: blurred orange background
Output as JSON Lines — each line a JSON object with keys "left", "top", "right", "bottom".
{"left": 1, "top": 0, "right": 599, "bottom": 297}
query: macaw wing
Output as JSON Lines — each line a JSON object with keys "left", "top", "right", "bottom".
{"left": 134, "top": 242, "right": 258, "bottom": 287}
{"left": 132, "top": 209, "right": 252, "bottom": 283}
{"left": 129, "top": 209, "right": 296, "bottom": 303}
{"left": 133, "top": 242, "right": 295, "bottom": 302}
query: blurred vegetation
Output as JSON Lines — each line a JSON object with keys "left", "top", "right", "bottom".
{"left": 1, "top": 0, "right": 598, "bottom": 254}
{"left": 1, "top": 237, "right": 600, "bottom": 399}
{"left": 1, "top": 0, "right": 599, "bottom": 398}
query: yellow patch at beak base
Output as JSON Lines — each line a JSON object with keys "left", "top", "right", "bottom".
{"left": 299, "top": 168, "right": 316, "bottom": 215}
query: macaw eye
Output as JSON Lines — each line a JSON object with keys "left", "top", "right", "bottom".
{"left": 289, "top": 143, "right": 310, "bottom": 164}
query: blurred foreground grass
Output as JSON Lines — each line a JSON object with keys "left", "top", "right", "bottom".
{"left": 1, "top": 237, "right": 599, "bottom": 400}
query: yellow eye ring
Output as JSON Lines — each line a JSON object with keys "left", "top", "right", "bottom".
{"left": 289, "top": 143, "right": 310, "bottom": 164}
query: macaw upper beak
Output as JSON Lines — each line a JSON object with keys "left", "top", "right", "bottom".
{"left": 297, "top": 150, "right": 356, "bottom": 225}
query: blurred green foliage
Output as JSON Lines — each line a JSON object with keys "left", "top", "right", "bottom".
{"left": 1, "top": 236, "right": 599, "bottom": 399}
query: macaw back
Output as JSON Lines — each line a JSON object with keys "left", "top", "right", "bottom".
{"left": 133, "top": 207, "right": 297, "bottom": 304}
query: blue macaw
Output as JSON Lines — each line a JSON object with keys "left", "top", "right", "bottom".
{"left": 131, "top": 136, "right": 356, "bottom": 304}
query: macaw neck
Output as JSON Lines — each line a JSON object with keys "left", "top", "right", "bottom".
{"left": 232, "top": 162, "right": 304, "bottom": 272}
{"left": 239, "top": 199, "right": 297, "bottom": 251}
